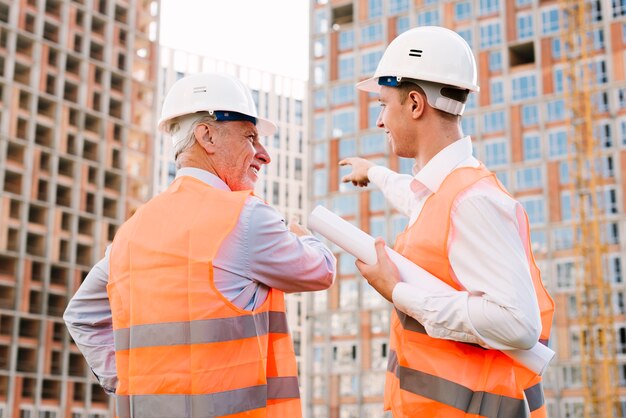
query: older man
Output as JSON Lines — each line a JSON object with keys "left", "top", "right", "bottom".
{"left": 64, "top": 72, "right": 336, "bottom": 418}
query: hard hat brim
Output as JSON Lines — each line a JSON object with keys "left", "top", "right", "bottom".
{"left": 356, "top": 77, "right": 380, "bottom": 93}
{"left": 256, "top": 117, "right": 277, "bottom": 137}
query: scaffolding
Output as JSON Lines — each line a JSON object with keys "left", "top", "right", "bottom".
{"left": 559, "top": 0, "right": 620, "bottom": 416}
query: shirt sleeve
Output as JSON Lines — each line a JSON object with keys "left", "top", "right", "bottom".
{"left": 245, "top": 198, "right": 336, "bottom": 293}
{"left": 63, "top": 247, "right": 117, "bottom": 394}
{"left": 391, "top": 192, "right": 541, "bottom": 350}
{"left": 367, "top": 166, "right": 415, "bottom": 217}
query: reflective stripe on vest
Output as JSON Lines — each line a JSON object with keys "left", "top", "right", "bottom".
{"left": 114, "top": 311, "right": 289, "bottom": 350}
{"left": 388, "top": 350, "right": 543, "bottom": 417}
{"left": 116, "top": 377, "right": 299, "bottom": 418}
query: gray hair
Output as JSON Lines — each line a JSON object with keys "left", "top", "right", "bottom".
{"left": 169, "top": 112, "right": 218, "bottom": 166}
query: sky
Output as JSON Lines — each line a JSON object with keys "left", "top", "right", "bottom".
{"left": 159, "top": 0, "right": 310, "bottom": 80}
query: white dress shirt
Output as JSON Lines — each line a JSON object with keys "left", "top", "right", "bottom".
{"left": 368, "top": 137, "right": 541, "bottom": 350}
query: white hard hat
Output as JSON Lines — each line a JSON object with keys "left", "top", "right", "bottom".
{"left": 356, "top": 26, "right": 479, "bottom": 115}
{"left": 158, "top": 72, "right": 277, "bottom": 141}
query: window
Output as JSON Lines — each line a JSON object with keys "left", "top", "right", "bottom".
{"left": 553, "top": 67, "right": 564, "bottom": 93}
{"left": 339, "top": 374, "right": 359, "bottom": 397}
{"left": 339, "top": 279, "right": 358, "bottom": 307}
{"left": 489, "top": 50, "right": 503, "bottom": 72}
{"left": 368, "top": 102, "right": 380, "bottom": 129}
{"left": 314, "top": 37, "right": 326, "bottom": 57}
{"left": 331, "top": 84, "right": 355, "bottom": 105}
{"left": 360, "top": 133, "right": 385, "bottom": 154}
{"left": 370, "top": 216, "right": 386, "bottom": 238}
{"left": 595, "top": 121, "right": 612, "bottom": 149}
{"left": 314, "top": 89, "right": 326, "bottom": 109}
{"left": 521, "top": 104, "right": 539, "bottom": 126}
{"left": 362, "top": 50, "right": 383, "bottom": 75}
{"left": 560, "top": 191, "right": 575, "bottom": 221}
{"left": 370, "top": 190, "right": 385, "bottom": 212}
{"left": 361, "top": 23, "right": 383, "bottom": 44}
{"left": 389, "top": 0, "right": 409, "bottom": 14}
{"left": 314, "top": 62, "right": 327, "bottom": 85}
{"left": 483, "top": 110, "right": 505, "bottom": 133}
{"left": 455, "top": 1, "right": 472, "bottom": 20}
{"left": 551, "top": 38, "right": 562, "bottom": 59}
{"left": 362, "top": 283, "right": 385, "bottom": 308}
{"left": 511, "top": 74, "right": 537, "bottom": 102}
{"left": 396, "top": 16, "right": 410, "bottom": 35}
{"left": 314, "top": 169, "right": 328, "bottom": 196}
{"left": 368, "top": 0, "right": 383, "bottom": 18}
{"left": 490, "top": 79, "right": 504, "bottom": 104}
{"left": 559, "top": 161, "right": 571, "bottom": 184}
{"left": 531, "top": 230, "right": 547, "bottom": 254}
{"left": 331, "top": 341, "right": 358, "bottom": 370}
{"left": 613, "top": 0, "right": 626, "bottom": 17}
{"left": 520, "top": 197, "right": 545, "bottom": 224}
{"left": 314, "top": 142, "right": 328, "bottom": 164}
{"left": 483, "top": 139, "right": 508, "bottom": 167}
{"left": 398, "top": 158, "right": 414, "bottom": 175}
{"left": 541, "top": 8, "right": 560, "bottom": 34}
{"left": 591, "top": 28, "right": 605, "bottom": 50}
{"left": 546, "top": 99, "right": 565, "bottom": 122}
{"left": 515, "top": 166, "right": 542, "bottom": 190}
{"left": 313, "top": 375, "right": 327, "bottom": 399}
{"left": 314, "top": 115, "right": 327, "bottom": 140}
{"left": 338, "top": 55, "right": 354, "bottom": 80}
{"left": 461, "top": 116, "right": 476, "bottom": 136}
{"left": 479, "top": 0, "right": 500, "bottom": 15}
{"left": 517, "top": 13, "right": 534, "bottom": 39}
{"left": 523, "top": 134, "right": 541, "bottom": 160}
{"left": 480, "top": 21, "right": 502, "bottom": 48}
{"left": 548, "top": 129, "right": 568, "bottom": 157}
{"left": 338, "top": 30, "right": 354, "bottom": 51}
{"left": 371, "top": 339, "right": 388, "bottom": 369}
{"left": 590, "top": 59, "right": 608, "bottom": 85}
{"left": 592, "top": 91, "right": 609, "bottom": 113}
{"left": 516, "top": 0, "right": 532, "bottom": 6}
{"left": 457, "top": 28, "right": 473, "bottom": 47}
{"left": 417, "top": 9, "right": 440, "bottom": 26}
{"left": 607, "top": 255, "right": 622, "bottom": 284}
{"left": 620, "top": 118, "right": 626, "bottom": 145}
{"left": 314, "top": 9, "right": 329, "bottom": 34}
{"left": 392, "top": 215, "right": 409, "bottom": 236}
{"left": 339, "top": 137, "right": 356, "bottom": 159}
{"left": 334, "top": 194, "right": 358, "bottom": 216}
{"left": 331, "top": 313, "right": 358, "bottom": 336}
{"left": 553, "top": 227, "right": 574, "bottom": 250}
{"left": 332, "top": 110, "right": 356, "bottom": 136}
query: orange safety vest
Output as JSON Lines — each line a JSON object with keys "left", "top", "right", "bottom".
{"left": 384, "top": 166, "right": 554, "bottom": 418}
{"left": 107, "top": 176, "right": 302, "bottom": 418}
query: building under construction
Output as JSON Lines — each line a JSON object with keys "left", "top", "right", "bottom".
{"left": 0, "top": 0, "right": 159, "bottom": 416}
{"left": 307, "top": 0, "right": 626, "bottom": 417}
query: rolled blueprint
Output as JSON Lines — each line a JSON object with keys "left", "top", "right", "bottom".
{"left": 308, "top": 205, "right": 555, "bottom": 376}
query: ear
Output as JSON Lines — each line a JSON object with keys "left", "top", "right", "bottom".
{"left": 407, "top": 90, "right": 426, "bottom": 119}
{"left": 194, "top": 123, "right": 215, "bottom": 154}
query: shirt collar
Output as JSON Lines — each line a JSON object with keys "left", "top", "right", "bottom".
{"left": 413, "top": 136, "right": 473, "bottom": 193}
{"left": 175, "top": 167, "right": 231, "bottom": 192}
